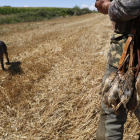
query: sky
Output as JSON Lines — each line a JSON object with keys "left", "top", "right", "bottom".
{"left": 0, "top": 0, "right": 97, "bottom": 10}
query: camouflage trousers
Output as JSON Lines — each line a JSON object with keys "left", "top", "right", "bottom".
{"left": 96, "top": 32, "right": 128, "bottom": 140}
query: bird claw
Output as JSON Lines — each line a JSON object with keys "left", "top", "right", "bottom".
{"left": 98, "top": 100, "right": 101, "bottom": 107}
{"left": 106, "top": 104, "right": 109, "bottom": 109}
{"left": 111, "top": 104, "right": 116, "bottom": 111}
{"left": 116, "top": 102, "right": 122, "bottom": 110}
{"left": 111, "top": 104, "right": 119, "bottom": 115}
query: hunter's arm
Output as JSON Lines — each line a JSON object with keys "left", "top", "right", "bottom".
{"left": 108, "top": 0, "right": 140, "bottom": 22}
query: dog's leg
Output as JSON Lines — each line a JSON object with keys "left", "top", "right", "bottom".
{"left": 5, "top": 51, "right": 10, "bottom": 64}
{"left": 1, "top": 56, "right": 5, "bottom": 70}
{"left": 3, "top": 43, "right": 10, "bottom": 64}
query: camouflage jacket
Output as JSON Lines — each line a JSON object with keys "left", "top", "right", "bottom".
{"left": 107, "top": 32, "right": 128, "bottom": 68}
{"left": 109, "top": 0, "right": 140, "bottom": 22}
{"left": 107, "top": 0, "right": 140, "bottom": 68}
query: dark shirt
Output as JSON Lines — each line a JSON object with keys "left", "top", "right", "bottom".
{"left": 109, "top": 0, "right": 140, "bottom": 22}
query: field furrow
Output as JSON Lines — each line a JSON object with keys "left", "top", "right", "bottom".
{"left": 0, "top": 13, "right": 139, "bottom": 140}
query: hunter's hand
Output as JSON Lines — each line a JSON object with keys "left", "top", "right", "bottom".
{"left": 95, "top": 0, "right": 111, "bottom": 14}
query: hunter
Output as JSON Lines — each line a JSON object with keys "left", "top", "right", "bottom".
{"left": 95, "top": 0, "right": 140, "bottom": 140}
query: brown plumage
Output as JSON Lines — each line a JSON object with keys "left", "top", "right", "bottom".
{"left": 102, "top": 69, "right": 135, "bottom": 113}
{"left": 136, "top": 72, "right": 140, "bottom": 97}
{"left": 133, "top": 72, "right": 140, "bottom": 112}
{"left": 116, "top": 69, "right": 134, "bottom": 111}
{"left": 102, "top": 73, "right": 119, "bottom": 109}
{"left": 102, "top": 72, "right": 117, "bottom": 95}
{"left": 108, "top": 76, "right": 119, "bottom": 106}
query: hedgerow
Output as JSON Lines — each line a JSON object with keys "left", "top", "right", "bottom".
{"left": 0, "top": 6, "right": 97, "bottom": 24}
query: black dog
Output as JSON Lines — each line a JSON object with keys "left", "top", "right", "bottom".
{"left": 0, "top": 41, "right": 10, "bottom": 70}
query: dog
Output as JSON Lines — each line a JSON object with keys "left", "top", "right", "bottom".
{"left": 0, "top": 41, "right": 10, "bottom": 70}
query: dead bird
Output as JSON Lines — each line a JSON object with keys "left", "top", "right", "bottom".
{"left": 102, "top": 69, "right": 135, "bottom": 113}
{"left": 132, "top": 72, "right": 140, "bottom": 112}
{"left": 136, "top": 72, "right": 140, "bottom": 104}
{"left": 102, "top": 75, "right": 119, "bottom": 110}
{"left": 102, "top": 72, "right": 117, "bottom": 95}
{"left": 0, "top": 41, "right": 10, "bottom": 70}
{"left": 116, "top": 69, "right": 134, "bottom": 111}
{"left": 108, "top": 76, "right": 119, "bottom": 106}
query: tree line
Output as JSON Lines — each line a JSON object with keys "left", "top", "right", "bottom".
{"left": 0, "top": 6, "right": 98, "bottom": 24}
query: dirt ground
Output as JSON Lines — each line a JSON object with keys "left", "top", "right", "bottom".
{"left": 0, "top": 13, "right": 139, "bottom": 140}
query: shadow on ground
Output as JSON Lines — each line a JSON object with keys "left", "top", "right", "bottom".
{"left": 7, "top": 61, "right": 23, "bottom": 75}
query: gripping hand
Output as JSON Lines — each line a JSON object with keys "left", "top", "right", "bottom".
{"left": 95, "top": 0, "right": 111, "bottom": 14}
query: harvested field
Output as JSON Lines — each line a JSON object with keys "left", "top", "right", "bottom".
{"left": 0, "top": 13, "right": 139, "bottom": 140}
